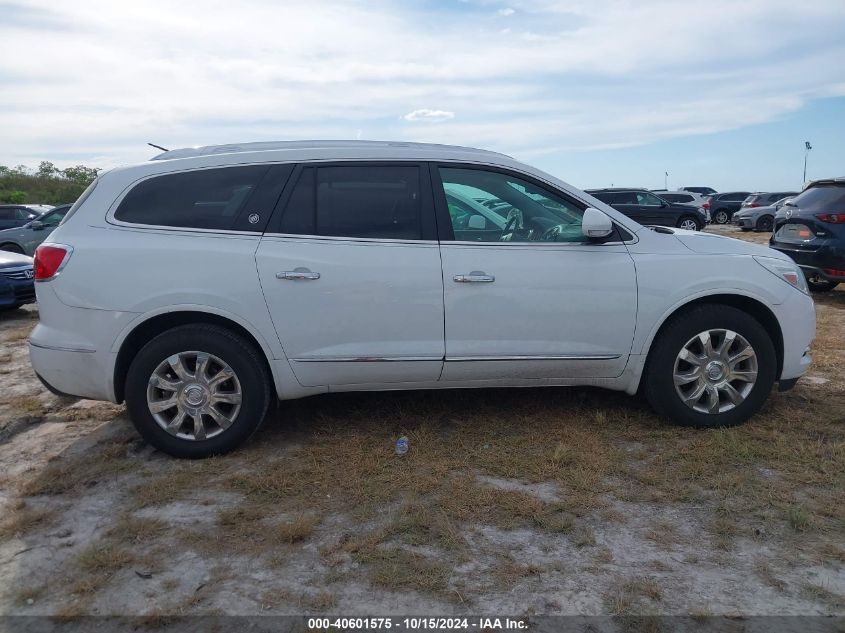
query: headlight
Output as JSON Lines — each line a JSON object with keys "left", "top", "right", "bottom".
{"left": 753, "top": 256, "right": 809, "bottom": 294}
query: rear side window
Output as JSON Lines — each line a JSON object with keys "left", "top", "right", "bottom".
{"left": 115, "top": 166, "right": 268, "bottom": 230}
{"left": 279, "top": 165, "right": 422, "bottom": 240}
{"left": 0, "top": 209, "right": 13, "bottom": 220}
{"left": 590, "top": 192, "right": 616, "bottom": 204}
{"left": 791, "top": 185, "right": 845, "bottom": 213}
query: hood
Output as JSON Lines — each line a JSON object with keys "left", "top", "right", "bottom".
{"left": 0, "top": 250, "right": 34, "bottom": 267}
{"left": 672, "top": 229, "right": 788, "bottom": 258}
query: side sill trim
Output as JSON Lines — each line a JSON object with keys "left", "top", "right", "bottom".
{"left": 291, "top": 354, "right": 620, "bottom": 363}
{"left": 446, "top": 355, "right": 621, "bottom": 362}
{"left": 30, "top": 341, "right": 96, "bottom": 354}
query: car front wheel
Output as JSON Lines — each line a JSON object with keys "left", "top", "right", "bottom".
{"left": 644, "top": 305, "right": 776, "bottom": 428}
{"left": 677, "top": 216, "right": 702, "bottom": 231}
{"left": 755, "top": 215, "right": 774, "bottom": 232}
{"left": 125, "top": 324, "right": 272, "bottom": 458}
{"left": 713, "top": 210, "right": 729, "bottom": 224}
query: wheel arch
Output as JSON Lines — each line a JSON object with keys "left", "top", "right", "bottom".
{"left": 638, "top": 293, "right": 784, "bottom": 387}
{"left": 113, "top": 309, "right": 275, "bottom": 403}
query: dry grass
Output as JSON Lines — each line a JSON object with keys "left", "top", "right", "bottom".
{"left": 0, "top": 500, "right": 52, "bottom": 540}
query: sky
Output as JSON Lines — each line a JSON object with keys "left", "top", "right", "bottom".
{"left": 1, "top": 0, "right": 844, "bottom": 191}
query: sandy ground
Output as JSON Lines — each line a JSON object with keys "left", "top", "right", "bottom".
{"left": 0, "top": 225, "right": 842, "bottom": 618}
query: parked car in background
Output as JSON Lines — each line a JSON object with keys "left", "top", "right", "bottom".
{"left": 770, "top": 177, "right": 845, "bottom": 292}
{"left": 741, "top": 192, "right": 799, "bottom": 209}
{"left": 680, "top": 186, "right": 717, "bottom": 196}
{"left": 0, "top": 204, "right": 72, "bottom": 255}
{"left": 29, "top": 140, "right": 814, "bottom": 457}
{"left": 0, "top": 250, "right": 35, "bottom": 310}
{"left": 656, "top": 191, "right": 711, "bottom": 222}
{"left": 585, "top": 188, "right": 707, "bottom": 230}
{"left": 704, "top": 192, "right": 752, "bottom": 224}
{"left": 0, "top": 204, "right": 52, "bottom": 230}
{"left": 733, "top": 197, "right": 792, "bottom": 232}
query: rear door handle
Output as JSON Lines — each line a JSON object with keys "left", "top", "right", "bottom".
{"left": 453, "top": 271, "right": 495, "bottom": 283}
{"left": 277, "top": 268, "right": 320, "bottom": 280}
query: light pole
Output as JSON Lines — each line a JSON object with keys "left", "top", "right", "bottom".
{"left": 664, "top": 171, "right": 668, "bottom": 190}
{"left": 803, "top": 141, "right": 812, "bottom": 183}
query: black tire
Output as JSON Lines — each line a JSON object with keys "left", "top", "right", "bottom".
{"left": 755, "top": 215, "right": 774, "bottom": 232}
{"left": 0, "top": 243, "right": 24, "bottom": 254}
{"left": 676, "top": 216, "right": 702, "bottom": 231}
{"left": 644, "top": 305, "right": 776, "bottom": 428}
{"left": 125, "top": 324, "right": 272, "bottom": 458}
{"left": 713, "top": 209, "right": 729, "bottom": 224}
{"left": 806, "top": 276, "right": 839, "bottom": 292}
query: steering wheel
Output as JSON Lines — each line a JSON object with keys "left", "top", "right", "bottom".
{"left": 539, "top": 224, "right": 562, "bottom": 242}
{"left": 500, "top": 214, "right": 519, "bottom": 241}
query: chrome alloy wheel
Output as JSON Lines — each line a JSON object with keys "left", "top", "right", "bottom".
{"left": 146, "top": 351, "right": 242, "bottom": 440}
{"left": 679, "top": 218, "right": 699, "bottom": 231}
{"left": 673, "top": 329, "right": 758, "bottom": 414}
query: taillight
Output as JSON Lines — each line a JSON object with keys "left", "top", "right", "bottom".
{"left": 824, "top": 268, "right": 845, "bottom": 278}
{"left": 749, "top": 202, "right": 760, "bottom": 207}
{"left": 34, "top": 244, "right": 73, "bottom": 281}
{"left": 816, "top": 213, "right": 845, "bottom": 223}
{"left": 702, "top": 201, "right": 710, "bottom": 209}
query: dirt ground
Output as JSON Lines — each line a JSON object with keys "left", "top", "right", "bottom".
{"left": 0, "top": 225, "right": 843, "bottom": 618}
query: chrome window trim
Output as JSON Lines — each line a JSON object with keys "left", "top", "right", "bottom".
{"left": 262, "top": 233, "right": 439, "bottom": 246}
{"left": 292, "top": 356, "right": 442, "bottom": 363}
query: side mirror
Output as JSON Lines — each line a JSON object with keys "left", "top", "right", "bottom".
{"left": 467, "top": 215, "right": 487, "bottom": 230}
{"left": 582, "top": 207, "right": 613, "bottom": 239}
{"left": 30, "top": 220, "right": 44, "bottom": 231}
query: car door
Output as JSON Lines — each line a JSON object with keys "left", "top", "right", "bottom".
{"left": 255, "top": 162, "right": 445, "bottom": 387}
{"left": 635, "top": 191, "right": 671, "bottom": 226}
{"left": 433, "top": 164, "right": 637, "bottom": 381}
{"left": 609, "top": 191, "right": 647, "bottom": 224}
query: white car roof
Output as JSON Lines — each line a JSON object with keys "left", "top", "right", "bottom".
{"left": 150, "top": 140, "right": 513, "bottom": 162}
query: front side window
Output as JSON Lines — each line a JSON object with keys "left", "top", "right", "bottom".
{"left": 438, "top": 167, "right": 587, "bottom": 243}
{"left": 40, "top": 209, "right": 67, "bottom": 226}
{"left": 636, "top": 192, "right": 664, "bottom": 206}
{"left": 279, "top": 165, "right": 422, "bottom": 240}
{"left": 114, "top": 166, "right": 268, "bottom": 230}
{"left": 15, "top": 208, "right": 38, "bottom": 220}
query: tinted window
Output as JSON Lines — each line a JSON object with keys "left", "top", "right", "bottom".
{"left": 614, "top": 192, "right": 638, "bottom": 204}
{"left": 0, "top": 209, "right": 13, "bottom": 220}
{"left": 661, "top": 194, "right": 691, "bottom": 203}
{"left": 438, "top": 167, "right": 587, "bottom": 243}
{"left": 722, "top": 192, "right": 749, "bottom": 201}
{"left": 40, "top": 209, "right": 68, "bottom": 226}
{"left": 279, "top": 165, "right": 422, "bottom": 240}
{"left": 115, "top": 166, "right": 268, "bottom": 230}
{"left": 637, "top": 192, "right": 663, "bottom": 206}
{"left": 589, "top": 192, "right": 616, "bottom": 204}
{"left": 790, "top": 185, "right": 845, "bottom": 213}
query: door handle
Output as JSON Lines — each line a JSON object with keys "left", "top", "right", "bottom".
{"left": 277, "top": 268, "right": 320, "bottom": 280}
{"left": 453, "top": 272, "right": 495, "bottom": 283}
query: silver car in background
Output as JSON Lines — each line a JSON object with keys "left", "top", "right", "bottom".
{"left": 0, "top": 204, "right": 71, "bottom": 255}
{"left": 733, "top": 198, "right": 792, "bottom": 233}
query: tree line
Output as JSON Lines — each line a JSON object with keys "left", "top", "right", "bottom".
{"left": 0, "top": 162, "right": 100, "bottom": 205}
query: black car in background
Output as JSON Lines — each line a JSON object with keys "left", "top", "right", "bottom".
{"left": 703, "top": 192, "right": 751, "bottom": 224}
{"left": 585, "top": 188, "right": 707, "bottom": 231}
{"left": 0, "top": 250, "right": 35, "bottom": 310}
{"left": 770, "top": 177, "right": 845, "bottom": 292}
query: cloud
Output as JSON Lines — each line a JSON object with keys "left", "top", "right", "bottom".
{"left": 0, "top": 0, "right": 843, "bottom": 169}
{"left": 498, "top": 7, "right": 515, "bottom": 16}
{"left": 402, "top": 109, "right": 456, "bottom": 122}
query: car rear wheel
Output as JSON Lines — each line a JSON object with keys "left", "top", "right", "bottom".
{"left": 0, "top": 243, "right": 24, "bottom": 254}
{"left": 755, "top": 215, "right": 774, "bottom": 232}
{"left": 644, "top": 305, "right": 776, "bottom": 428}
{"left": 713, "top": 210, "right": 729, "bottom": 224}
{"left": 125, "top": 324, "right": 272, "bottom": 458}
{"left": 677, "top": 216, "right": 701, "bottom": 231}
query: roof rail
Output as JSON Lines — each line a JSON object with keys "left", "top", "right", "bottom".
{"left": 150, "top": 140, "right": 512, "bottom": 161}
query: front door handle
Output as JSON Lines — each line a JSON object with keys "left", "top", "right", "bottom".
{"left": 453, "top": 271, "right": 495, "bottom": 283}
{"left": 277, "top": 268, "right": 320, "bottom": 281}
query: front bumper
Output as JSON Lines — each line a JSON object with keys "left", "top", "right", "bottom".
{"left": 772, "top": 287, "right": 816, "bottom": 382}
{"left": 733, "top": 216, "right": 754, "bottom": 229}
{"left": 0, "top": 276, "right": 35, "bottom": 308}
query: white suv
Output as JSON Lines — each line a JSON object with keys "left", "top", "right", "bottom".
{"left": 29, "top": 141, "right": 815, "bottom": 458}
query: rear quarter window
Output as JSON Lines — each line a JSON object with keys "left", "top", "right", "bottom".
{"left": 791, "top": 185, "right": 845, "bottom": 213}
{"left": 114, "top": 166, "right": 269, "bottom": 230}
